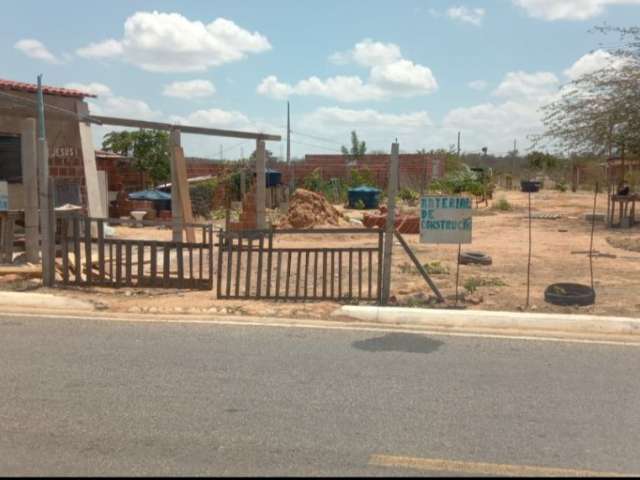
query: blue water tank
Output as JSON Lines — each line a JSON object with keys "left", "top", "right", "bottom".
{"left": 348, "top": 186, "right": 381, "bottom": 209}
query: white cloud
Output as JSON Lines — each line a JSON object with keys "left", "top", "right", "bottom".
{"left": 163, "top": 79, "right": 216, "bottom": 99}
{"left": 447, "top": 6, "right": 486, "bottom": 25}
{"left": 468, "top": 80, "right": 488, "bottom": 90}
{"left": 76, "top": 39, "right": 124, "bottom": 59}
{"left": 76, "top": 11, "right": 271, "bottom": 72}
{"left": 303, "top": 107, "right": 432, "bottom": 129}
{"left": 14, "top": 39, "right": 62, "bottom": 64}
{"left": 513, "top": 0, "right": 640, "bottom": 20}
{"left": 170, "top": 108, "right": 251, "bottom": 129}
{"left": 64, "top": 82, "right": 113, "bottom": 97}
{"left": 564, "top": 49, "right": 629, "bottom": 79}
{"left": 259, "top": 39, "right": 437, "bottom": 102}
{"left": 492, "top": 71, "right": 559, "bottom": 99}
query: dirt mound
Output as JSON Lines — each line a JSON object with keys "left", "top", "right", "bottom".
{"left": 280, "top": 189, "right": 348, "bottom": 229}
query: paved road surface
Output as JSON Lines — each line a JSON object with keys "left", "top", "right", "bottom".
{"left": 1, "top": 314, "right": 639, "bottom": 476}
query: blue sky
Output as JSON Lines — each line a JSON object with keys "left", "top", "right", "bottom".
{"left": 4, "top": 0, "right": 640, "bottom": 158}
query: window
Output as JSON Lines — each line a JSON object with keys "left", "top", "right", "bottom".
{"left": 0, "top": 135, "right": 22, "bottom": 183}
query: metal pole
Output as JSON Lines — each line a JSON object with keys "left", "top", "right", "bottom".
{"left": 455, "top": 243, "right": 462, "bottom": 307}
{"left": 381, "top": 142, "right": 399, "bottom": 305}
{"left": 36, "top": 75, "right": 54, "bottom": 286}
{"left": 589, "top": 183, "right": 599, "bottom": 291}
{"left": 256, "top": 139, "right": 267, "bottom": 229}
{"left": 526, "top": 191, "right": 532, "bottom": 309}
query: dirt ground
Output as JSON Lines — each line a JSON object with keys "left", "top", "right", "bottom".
{"left": 2, "top": 188, "right": 639, "bottom": 319}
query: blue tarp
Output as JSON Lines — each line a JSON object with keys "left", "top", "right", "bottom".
{"left": 128, "top": 190, "right": 172, "bottom": 201}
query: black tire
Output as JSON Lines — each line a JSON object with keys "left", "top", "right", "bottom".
{"left": 544, "top": 283, "right": 595, "bottom": 307}
{"left": 459, "top": 251, "right": 493, "bottom": 266}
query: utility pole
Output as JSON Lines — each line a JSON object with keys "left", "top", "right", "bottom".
{"left": 512, "top": 139, "right": 517, "bottom": 177}
{"left": 220, "top": 145, "right": 223, "bottom": 162}
{"left": 457, "top": 131, "right": 461, "bottom": 157}
{"left": 381, "top": 141, "right": 400, "bottom": 305}
{"left": 287, "top": 101, "right": 294, "bottom": 192}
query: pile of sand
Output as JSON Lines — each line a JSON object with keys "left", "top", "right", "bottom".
{"left": 279, "top": 189, "right": 348, "bottom": 229}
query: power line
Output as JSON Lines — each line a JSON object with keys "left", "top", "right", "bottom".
{"left": 290, "top": 139, "right": 342, "bottom": 153}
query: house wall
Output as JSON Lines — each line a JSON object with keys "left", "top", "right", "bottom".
{"left": 0, "top": 91, "right": 88, "bottom": 208}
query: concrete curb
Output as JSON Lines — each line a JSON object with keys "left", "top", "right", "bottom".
{"left": 0, "top": 291, "right": 95, "bottom": 312}
{"left": 332, "top": 306, "right": 640, "bottom": 337}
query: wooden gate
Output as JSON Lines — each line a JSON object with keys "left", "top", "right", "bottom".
{"left": 216, "top": 228, "right": 384, "bottom": 303}
{"left": 56, "top": 214, "right": 215, "bottom": 290}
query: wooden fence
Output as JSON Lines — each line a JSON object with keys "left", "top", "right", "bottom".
{"left": 216, "top": 228, "right": 384, "bottom": 302}
{"left": 56, "top": 214, "right": 215, "bottom": 290}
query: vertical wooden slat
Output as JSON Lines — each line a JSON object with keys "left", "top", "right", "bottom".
{"left": 225, "top": 234, "right": 233, "bottom": 297}
{"left": 163, "top": 244, "right": 171, "bottom": 288}
{"left": 235, "top": 236, "right": 242, "bottom": 297}
{"left": 313, "top": 251, "right": 319, "bottom": 299}
{"left": 109, "top": 240, "right": 113, "bottom": 285}
{"left": 73, "top": 216, "right": 81, "bottom": 284}
{"left": 97, "top": 219, "right": 105, "bottom": 284}
{"left": 256, "top": 235, "right": 264, "bottom": 298}
{"left": 245, "top": 238, "right": 253, "bottom": 298}
{"left": 322, "top": 250, "right": 327, "bottom": 299}
{"left": 189, "top": 245, "right": 194, "bottom": 283}
{"left": 115, "top": 241, "right": 123, "bottom": 288}
{"left": 137, "top": 241, "right": 144, "bottom": 287}
{"left": 349, "top": 250, "right": 353, "bottom": 299}
{"left": 150, "top": 243, "right": 158, "bottom": 288}
{"left": 377, "top": 231, "right": 384, "bottom": 303}
{"left": 208, "top": 227, "right": 214, "bottom": 291}
{"left": 275, "top": 251, "right": 282, "bottom": 299}
{"left": 338, "top": 251, "right": 343, "bottom": 300}
{"left": 266, "top": 233, "right": 273, "bottom": 298}
{"left": 61, "top": 218, "right": 69, "bottom": 285}
{"left": 304, "top": 251, "right": 310, "bottom": 300}
{"left": 330, "top": 250, "right": 335, "bottom": 299}
{"left": 358, "top": 250, "right": 363, "bottom": 299}
{"left": 285, "top": 251, "right": 292, "bottom": 299}
{"left": 84, "top": 219, "right": 93, "bottom": 286}
{"left": 295, "top": 251, "right": 302, "bottom": 298}
{"left": 125, "top": 242, "right": 133, "bottom": 286}
{"left": 176, "top": 244, "right": 184, "bottom": 287}
{"left": 368, "top": 250, "right": 373, "bottom": 299}
{"left": 200, "top": 245, "right": 204, "bottom": 282}
{"left": 216, "top": 233, "right": 223, "bottom": 298}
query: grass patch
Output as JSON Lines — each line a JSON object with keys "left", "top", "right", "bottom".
{"left": 463, "top": 276, "right": 507, "bottom": 293}
{"left": 424, "top": 261, "right": 450, "bottom": 275}
{"left": 607, "top": 236, "right": 640, "bottom": 253}
{"left": 492, "top": 196, "right": 513, "bottom": 212}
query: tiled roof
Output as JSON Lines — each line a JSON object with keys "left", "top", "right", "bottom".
{"left": 0, "top": 78, "right": 97, "bottom": 98}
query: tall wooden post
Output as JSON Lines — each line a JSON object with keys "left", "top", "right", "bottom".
{"left": 381, "top": 142, "right": 399, "bottom": 305}
{"left": 36, "top": 76, "right": 54, "bottom": 286}
{"left": 77, "top": 101, "right": 106, "bottom": 219}
{"left": 256, "top": 139, "right": 267, "bottom": 229}
{"left": 170, "top": 129, "right": 183, "bottom": 242}
{"left": 21, "top": 118, "right": 39, "bottom": 263}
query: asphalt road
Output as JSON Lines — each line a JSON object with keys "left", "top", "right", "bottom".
{"left": 1, "top": 314, "right": 639, "bottom": 477}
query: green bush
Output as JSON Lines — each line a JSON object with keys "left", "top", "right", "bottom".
{"left": 354, "top": 199, "right": 366, "bottom": 210}
{"left": 423, "top": 261, "right": 450, "bottom": 275}
{"left": 190, "top": 179, "right": 219, "bottom": 219}
{"left": 348, "top": 167, "right": 377, "bottom": 188}
{"left": 464, "top": 277, "right": 507, "bottom": 293}
{"left": 429, "top": 165, "right": 486, "bottom": 197}
{"left": 398, "top": 187, "right": 419, "bottom": 204}
{"left": 493, "top": 196, "right": 512, "bottom": 211}
{"left": 554, "top": 180, "right": 568, "bottom": 192}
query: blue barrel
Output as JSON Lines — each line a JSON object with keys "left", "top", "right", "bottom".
{"left": 266, "top": 169, "right": 282, "bottom": 188}
{"left": 348, "top": 186, "right": 381, "bottom": 209}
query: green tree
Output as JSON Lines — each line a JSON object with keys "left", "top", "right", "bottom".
{"left": 102, "top": 129, "right": 170, "bottom": 187}
{"left": 341, "top": 131, "right": 367, "bottom": 162}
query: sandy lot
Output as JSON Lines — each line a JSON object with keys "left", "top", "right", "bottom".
{"left": 3, "top": 189, "right": 639, "bottom": 319}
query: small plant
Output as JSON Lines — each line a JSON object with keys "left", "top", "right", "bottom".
{"left": 398, "top": 262, "right": 417, "bottom": 275}
{"left": 423, "top": 261, "right": 450, "bottom": 275}
{"left": 554, "top": 180, "right": 568, "bottom": 192}
{"left": 464, "top": 276, "right": 507, "bottom": 293}
{"left": 493, "top": 196, "right": 512, "bottom": 212}
{"left": 354, "top": 199, "right": 366, "bottom": 210}
{"left": 190, "top": 179, "right": 219, "bottom": 219}
{"left": 398, "top": 187, "right": 419, "bottom": 204}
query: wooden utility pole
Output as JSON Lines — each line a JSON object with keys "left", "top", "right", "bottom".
{"left": 381, "top": 142, "right": 400, "bottom": 305}
{"left": 20, "top": 118, "right": 39, "bottom": 263}
{"left": 457, "top": 132, "right": 461, "bottom": 157}
{"left": 36, "top": 75, "right": 54, "bottom": 286}
{"left": 256, "top": 139, "right": 267, "bottom": 229}
{"left": 170, "top": 129, "right": 183, "bottom": 242}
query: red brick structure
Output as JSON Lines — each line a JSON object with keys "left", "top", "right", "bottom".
{"left": 271, "top": 153, "right": 446, "bottom": 190}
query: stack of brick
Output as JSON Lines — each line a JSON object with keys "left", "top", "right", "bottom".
{"left": 228, "top": 186, "right": 257, "bottom": 231}
{"left": 363, "top": 208, "right": 420, "bottom": 234}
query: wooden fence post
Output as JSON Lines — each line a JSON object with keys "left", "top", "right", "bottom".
{"left": 381, "top": 142, "right": 399, "bottom": 305}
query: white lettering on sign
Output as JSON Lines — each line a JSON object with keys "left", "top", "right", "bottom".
{"left": 52, "top": 146, "right": 79, "bottom": 160}
{"left": 420, "top": 195, "right": 472, "bottom": 244}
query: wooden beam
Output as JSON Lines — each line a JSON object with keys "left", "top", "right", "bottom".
{"left": 77, "top": 102, "right": 106, "bottom": 219}
{"left": 381, "top": 142, "right": 399, "bottom": 305}
{"left": 20, "top": 118, "right": 39, "bottom": 263}
{"left": 88, "top": 115, "right": 281, "bottom": 142}
{"left": 172, "top": 143, "right": 196, "bottom": 243}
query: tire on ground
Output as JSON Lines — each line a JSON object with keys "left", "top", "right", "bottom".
{"left": 544, "top": 283, "right": 595, "bottom": 307}
{"left": 459, "top": 251, "right": 493, "bottom": 266}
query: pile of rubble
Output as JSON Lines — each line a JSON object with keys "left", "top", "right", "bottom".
{"left": 279, "top": 189, "right": 348, "bottom": 229}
